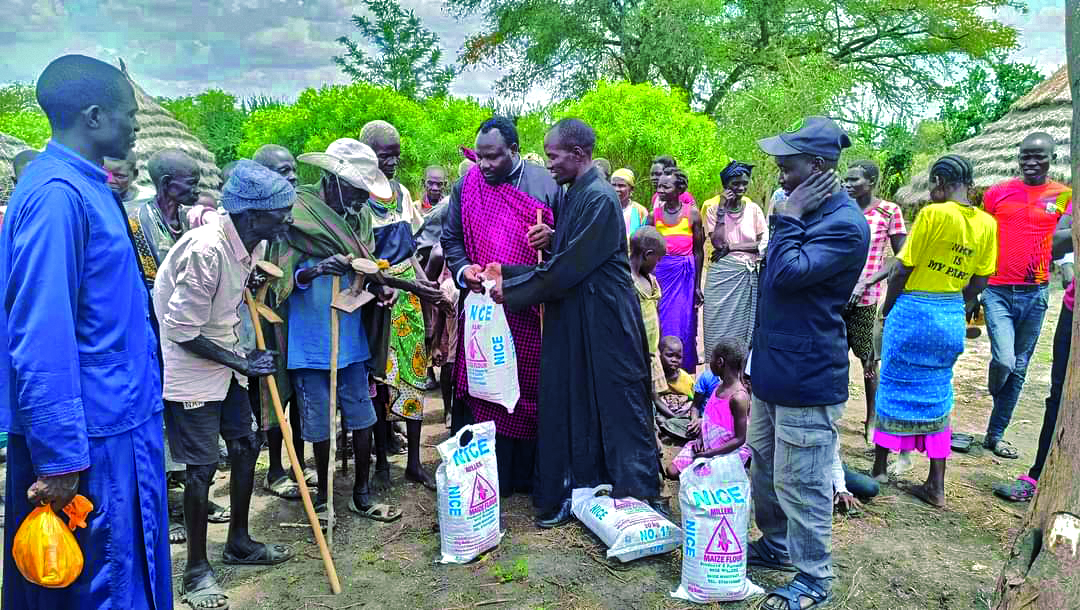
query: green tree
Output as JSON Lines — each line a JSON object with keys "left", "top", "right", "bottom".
{"left": 239, "top": 82, "right": 489, "bottom": 191}
{"left": 549, "top": 81, "right": 731, "bottom": 203}
{"left": 451, "top": 0, "right": 1019, "bottom": 117}
{"left": 334, "top": 0, "right": 457, "bottom": 99}
{"left": 0, "top": 84, "right": 49, "bottom": 148}
{"left": 939, "top": 59, "right": 1045, "bottom": 145}
{"left": 158, "top": 90, "right": 248, "bottom": 165}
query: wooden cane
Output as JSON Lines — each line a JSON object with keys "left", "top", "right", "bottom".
{"left": 327, "top": 275, "right": 340, "bottom": 545}
{"left": 244, "top": 288, "right": 342, "bottom": 594}
{"left": 536, "top": 209, "right": 545, "bottom": 331}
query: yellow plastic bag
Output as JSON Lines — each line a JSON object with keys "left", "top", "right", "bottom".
{"left": 12, "top": 494, "right": 93, "bottom": 588}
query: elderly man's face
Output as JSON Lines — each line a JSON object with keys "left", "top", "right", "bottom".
{"left": 370, "top": 136, "right": 401, "bottom": 180}
{"left": 424, "top": 169, "right": 447, "bottom": 202}
{"left": 164, "top": 167, "right": 202, "bottom": 207}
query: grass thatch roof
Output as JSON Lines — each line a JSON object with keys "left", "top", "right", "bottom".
{"left": 121, "top": 61, "right": 223, "bottom": 200}
{"left": 0, "top": 132, "right": 33, "bottom": 207}
{"left": 895, "top": 65, "right": 1072, "bottom": 206}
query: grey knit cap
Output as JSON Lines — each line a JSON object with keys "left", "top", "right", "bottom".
{"left": 220, "top": 159, "right": 295, "bottom": 213}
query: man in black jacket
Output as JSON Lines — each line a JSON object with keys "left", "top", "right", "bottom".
{"left": 747, "top": 117, "right": 870, "bottom": 610}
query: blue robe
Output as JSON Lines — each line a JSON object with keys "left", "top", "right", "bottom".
{"left": 0, "top": 141, "right": 172, "bottom": 608}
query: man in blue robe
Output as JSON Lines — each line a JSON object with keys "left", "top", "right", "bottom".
{"left": 0, "top": 55, "right": 172, "bottom": 608}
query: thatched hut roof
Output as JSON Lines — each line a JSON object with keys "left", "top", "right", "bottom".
{"left": 895, "top": 65, "right": 1071, "bottom": 206}
{"left": 121, "top": 61, "right": 223, "bottom": 200}
{"left": 0, "top": 132, "right": 33, "bottom": 207}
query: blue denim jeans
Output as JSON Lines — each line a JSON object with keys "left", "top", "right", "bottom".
{"left": 749, "top": 397, "right": 843, "bottom": 586}
{"left": 982, "top": 284, "right": 1050, "bottom": 442}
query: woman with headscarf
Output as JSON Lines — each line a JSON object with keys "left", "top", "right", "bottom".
{"left": 611, "top": 168, "right": 648, "bottom": 239}
{"left": 872, "top": 155, "right": 997, "bottom": 508}
{"left": 702, "top": 161, "right": 767, "bottom": 356}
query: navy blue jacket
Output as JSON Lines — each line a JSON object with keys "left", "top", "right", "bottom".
{"left": 751, "top": 190, "right": 870, "bottom": 407}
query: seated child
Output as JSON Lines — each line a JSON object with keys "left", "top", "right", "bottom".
{"left": 656, "top": 336, "right": 695, "bottom": 439}
{"left": 666, "top": 338, "right": 751, "bottom": 478}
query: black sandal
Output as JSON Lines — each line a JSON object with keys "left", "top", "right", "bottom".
{"left": 763, "top": 573, "right": 833, "bottom": 609}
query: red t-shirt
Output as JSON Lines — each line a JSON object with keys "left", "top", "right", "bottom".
{"left": 983, "top": 179, "right": 1072, "bottom": 285}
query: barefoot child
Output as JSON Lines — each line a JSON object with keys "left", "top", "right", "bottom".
{"left": 666, "top": 338, "right": 751, "bottom": 479}
{"left": 630, "top": 226, "right": 668, "bottom": 399}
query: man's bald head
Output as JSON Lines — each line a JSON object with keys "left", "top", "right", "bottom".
{"left": 253, "top": 144, "right": 298, "bottom": 186}
{"left": 1019, "top": 131, "right": 1057, "bottom": 186}
{"left": 360, "top": 120, "right": 402, "bottom": 180}
{"left": 147, "top": 148, "right": 199, "bottom": 188}
{"left": 12, "top": 150, "right": 39, "bottom": 184}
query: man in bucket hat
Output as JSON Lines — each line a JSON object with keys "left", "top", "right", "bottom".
{"left": 154, "top": 160, "right": 296, "bottom": 610}
{"left": 269, "top": 138, "right": 443, "bottom": 517}
{"left": 745, "top": 117, "right": 869, "bottom": 610}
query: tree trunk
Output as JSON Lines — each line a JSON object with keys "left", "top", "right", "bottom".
{"left": 993, "top": 2, "right": 1080, "bottom": 607}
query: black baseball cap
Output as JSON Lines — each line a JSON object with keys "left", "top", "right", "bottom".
{"left": 757, "top": 116, "right": 852, "bottom": 161}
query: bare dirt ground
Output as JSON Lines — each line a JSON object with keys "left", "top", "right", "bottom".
{"left": 12, "top": 289, "right": 1050, "bottom": 609}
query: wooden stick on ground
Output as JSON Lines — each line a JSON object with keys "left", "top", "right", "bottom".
{"left": 327, "top": 275, "right": 340, "bottom": 545}
{"left": 244, "top": 282, "right": 342, "bottom": 594}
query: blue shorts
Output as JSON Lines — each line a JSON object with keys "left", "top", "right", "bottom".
{"left": 292, "top": 362, "right": 376, "bottom": 442}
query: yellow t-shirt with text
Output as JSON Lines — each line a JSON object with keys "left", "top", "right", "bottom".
{"left": 898, "top": 201, "right": 998, "bottom": 293}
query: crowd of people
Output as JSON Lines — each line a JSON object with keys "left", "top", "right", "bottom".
{"left": 0, "top": 54, "right": 1072, "bottom": 610}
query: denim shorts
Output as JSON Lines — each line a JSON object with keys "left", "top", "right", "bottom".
{"left": 292, "top": 362, "right": 376, "bottom": 442}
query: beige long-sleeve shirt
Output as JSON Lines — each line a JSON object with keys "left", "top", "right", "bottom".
{"left": 153, "top": 213, "right": 264, "bottom": 402}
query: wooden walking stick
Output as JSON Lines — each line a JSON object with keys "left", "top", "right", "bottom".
{"left": 536, "top": 209, "right": 545, "bottom": 331}
{"left": 327, "top": 275, "right": 340, "bottom": 545}
{"left": 244, "top": 261, "right": 342, "bottom": 594}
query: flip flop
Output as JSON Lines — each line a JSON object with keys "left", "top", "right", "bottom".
{"left": 985, "top": 439, "right": 1019, "bottom": 459}
{"left": 747, "top": 538, "right": 797, "bottom": 572}
{"left": 763, "top": 574, "right": 833, "bottom": 610}
{"left": 181, "top": 574, "right": 229, "bottom": 610}
{"left": 170, "top": 521, "right": 187, "bottom": 545}
{"left": 222, "top": 542, "right": 294, "bottom": 566}
{"left": 263, "top": 475, "right": 301, "bottom": 500}
{"left": 349, "top": 497, "right": 402, "bottom": 522}
{"left": 993, "top": 476, "right": 1037, "bottom": 502}
{"left": 951, "top": 433, "right": 974, "bottom": 453}
{"left": 207, "top": 501, "right": 231, "bottom": 524}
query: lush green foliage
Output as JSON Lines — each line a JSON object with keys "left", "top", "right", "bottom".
{"left": 451, "top": 0, "right": 1019, "bottom": 119}
{"left": 334, "top": 0, "right": 456, "bottom": 100}
{"left": 239, "top": 82, "right": 490, "bottom": 191}
{"left": 549, "top": 81, "right": 729, "bottom": 203}
{"left": 158, "top": 90, "right": 249, "bottom": 165}
{"left": 0, "top": 84, "right": 49, "bottom": 148}
{"left": 939, "top": 59, "right": 1045, "bottom": 145}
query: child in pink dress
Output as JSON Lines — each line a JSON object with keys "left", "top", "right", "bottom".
{"left": 665, "top": 338, "right": 751, "bottom": 478}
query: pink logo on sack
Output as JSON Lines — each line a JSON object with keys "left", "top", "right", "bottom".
{"left": 612, "top": 497, "right": 642, "bottom": 510}
{"left": 466, "top": 331, "right": 487, "bottom": 366}
{"left": 702, "top": 517, "right": 743, "bottom": 563}
{"left": 469, "top": 473, "right": 497, "bottom": 515}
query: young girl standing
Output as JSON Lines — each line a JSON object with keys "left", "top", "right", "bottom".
{"left": 666, "top": 338, "right": 751, "bottom": 478}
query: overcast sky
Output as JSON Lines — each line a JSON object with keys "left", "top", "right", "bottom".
{"left": 0, "top": 0, "right": 1067, "bottom": 108}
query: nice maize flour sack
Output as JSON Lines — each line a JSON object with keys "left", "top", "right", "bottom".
{"left": 571, "top": 485, "right": 682, "bottom": 562}
{"left": 672, "top": 455, "right": 763, "bottom": 603}
{"left": 463, "top": 283, "right": 519, "bottom": 413}
{"left": 437, "top": 421, "right": 503, "bottom": 564}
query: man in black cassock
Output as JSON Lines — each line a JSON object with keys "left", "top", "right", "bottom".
{"left": 488, "top": 118, "right": 661, "bottom": 527}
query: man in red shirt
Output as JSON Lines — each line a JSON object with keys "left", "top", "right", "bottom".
{"left": 981, "top": 132, "right": 1072, "bottom": 459}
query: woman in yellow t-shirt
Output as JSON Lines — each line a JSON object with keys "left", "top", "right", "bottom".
{"left": 872, "top": 155, "right": 998, "bottom": 508}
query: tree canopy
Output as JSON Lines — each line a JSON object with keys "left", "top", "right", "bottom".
{"left": 450, "top": 0, "right": 1021, "bottom": 118}
{"left": 334, "top": 0, "right": 457, "bottom": 100}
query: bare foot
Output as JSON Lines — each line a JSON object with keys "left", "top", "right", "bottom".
{"left": 887, "top": 451, "right": 914, "bottom": 477}
{"left": 371, "top": 467, "right": 392, "bottom": 491}
{"left": 906, "top": 482, "right": 945, "bottom": 508}
{"left": 405, "top": 467, "right": 436, "bottom": 491}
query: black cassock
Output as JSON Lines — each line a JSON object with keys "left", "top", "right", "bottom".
{"left": 502, "top": 167, "right": 660, "bottom": 513}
